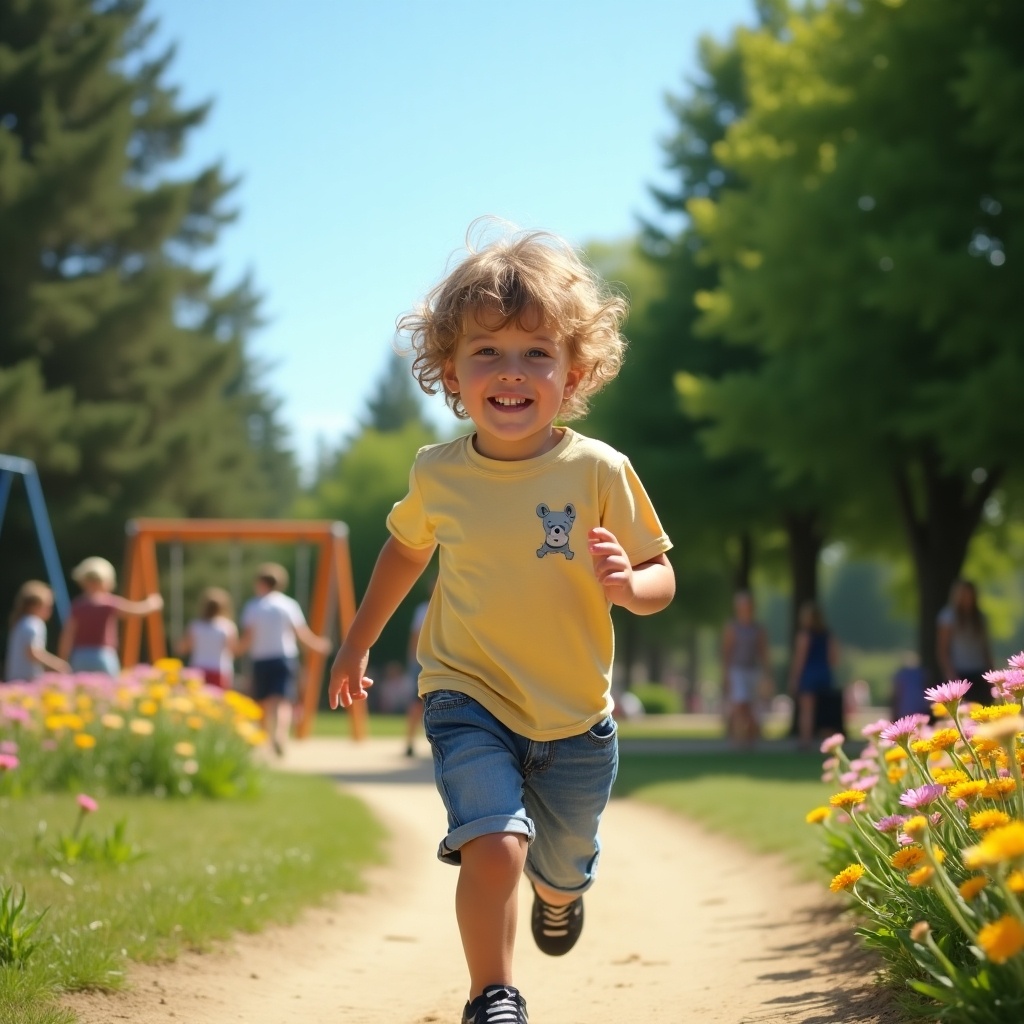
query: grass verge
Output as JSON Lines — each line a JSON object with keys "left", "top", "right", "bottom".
{"left": 614, "top": 749, "right": 831, "bottom": 875}
{"left": 0, "top": 772, "right": 385, "bottom": 1024}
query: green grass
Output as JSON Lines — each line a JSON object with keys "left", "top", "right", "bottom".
{"left": 311, "top": 711, "right": 408, "bottom": 738}
{"left": 0, "top": 772, "right": 385, "bottom": 1024}
{"left": 614, "top": 750, "right": 832, "bottom": 875}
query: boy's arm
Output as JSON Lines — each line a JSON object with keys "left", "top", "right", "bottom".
{"left": 296, "top": 623, "right": 332, "bottom": 656}
{"left": 111, "top": 593, "right": 164, "bottom": 617}
{"left": 329, "top": 536, "right": 435, "bottom": 709}
{"left": 28, "top": 643, "right": 71, "bottom": 674}
{"left": 57, "top": 618, "right": 75, "bottom": 661}
{"left": 586, "top": 527, "right": 674, "bottom": 616}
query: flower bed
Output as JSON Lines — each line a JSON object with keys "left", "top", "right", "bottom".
{"left": 808, "top": 658, "right": 1024, "bottom": 1022}
{"left": 0, "top": 660, "right": 267, "bottom": 799}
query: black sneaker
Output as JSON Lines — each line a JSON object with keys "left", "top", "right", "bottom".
{"left": 530, "top": 886, "right": 584, "bottom": 956}
{"left": 462, "top": 985, "right": 528, "bottom": 1024}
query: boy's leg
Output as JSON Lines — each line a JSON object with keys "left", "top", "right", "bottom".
{"left": 457, "top": 832, "right": 528, "bottom": 997}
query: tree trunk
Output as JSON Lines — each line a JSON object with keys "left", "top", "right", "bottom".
{"left": 785, "top": 508, "right": 824, "bottom": 639}
{"left": 892, "top": 450, "right": 1001, "bottom": 687}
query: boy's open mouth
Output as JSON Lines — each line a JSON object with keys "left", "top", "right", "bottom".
{"left": 489, "top": 397, "right": 532, "bottom": 409}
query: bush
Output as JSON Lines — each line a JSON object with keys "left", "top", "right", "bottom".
{"left": 630, "top": 683, "right": 681, "bottom": 715}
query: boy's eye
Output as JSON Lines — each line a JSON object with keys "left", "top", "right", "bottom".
{"left": 526, "top": 348, "right": 551, "bottom": 358}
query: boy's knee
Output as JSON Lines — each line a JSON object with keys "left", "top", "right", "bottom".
{"left": 461, "top": 832, "right": 528, "bottom": 881}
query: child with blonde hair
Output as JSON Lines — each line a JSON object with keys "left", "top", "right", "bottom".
{"left": 176, "top": 587, "right": 238, "bottom": 689}
{"left": 4, "top": 581, "right": 71, "bottom": 682}
{"left": 58, "top": 556, "right": 163, "bottom": 675}
{"left": 329, "top": 224, "right": 675, "bottom": 1024}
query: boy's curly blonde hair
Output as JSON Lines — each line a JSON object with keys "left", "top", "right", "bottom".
{"left": 399, "top": 224, "right": 628, "bottom": 421}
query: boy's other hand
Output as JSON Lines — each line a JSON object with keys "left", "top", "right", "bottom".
{"left": 587, "top": 527, "right": 633, "bottom": 606}
{"left": 328, "top": 644, "right": 374, "bottom": 709}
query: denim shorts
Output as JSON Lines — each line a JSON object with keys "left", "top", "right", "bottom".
{"left": 422, "top": 689, "right": 618, "bottom": 895}
{"left": 251, "top": 657, "right": 297, "bottom": 701}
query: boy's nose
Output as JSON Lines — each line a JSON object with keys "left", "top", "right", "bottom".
{"left": 498, "top": 362, "right": 526, "bottom": 382}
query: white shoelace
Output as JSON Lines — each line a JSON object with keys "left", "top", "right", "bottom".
{"left": 538, "top": 900, "right": 574, "bottom": 937}
{"left": 476, "top": 986, "right": 527, "bottom": 1024}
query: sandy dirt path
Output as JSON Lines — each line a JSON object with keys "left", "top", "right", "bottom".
{"left": 66, "top": 738, "right": 900, "bottom": 1024}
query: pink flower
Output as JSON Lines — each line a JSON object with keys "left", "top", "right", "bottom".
{"left": 0, "top": 753, "right": 19, "bottom": 771}
{"left": 1008, "top": 652, "right": 1024, "bottom": 670}
{"left": 820, "top": 733, "right": 845, "bottom": 754}
{"left": 897, "top": 831, "right": 916, "bottom": 846}
{"left": 858, "top": 775, "right": 880, "bottom": 791}
{"left": 850, "top": 758, "right": 874, "bottom": 772}
{"left": 1, "top": 704, "right": 30, "bottom": 724}
{"left": 899, "top": 784, "right": 945, "bottom": 809}
{"left": 881, "top": 715, "right": 930, "bottom": 744}
{"left": 840, "top": 771, "right": 861, "bottom": 787}
{"left": 861, "top": 744, "right": 879, "bottom": 759}
{"left": 0, "top": 741, "right": 17, "bottom": 755}
{"left": 861, "top": 719, "right": 891, "bottom": 738}
{"left": 822, "top": 757, "right": 839, "bottom": 771}
{"left": 873, "top": 814, "right": 907, "bottom": 833}
{"left": 76, "top": 794, "right": 99, "bottom": 814}
{"left": 923, "top": 680, "right": 972, "bottom": 704}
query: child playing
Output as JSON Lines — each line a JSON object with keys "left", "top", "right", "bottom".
{"left": 4, "top": 581, "right": 71, "bottom": 681}
{"left": 176, "top": 587, "right": 238, "bottom": 689}
{"left": 58, "top": 557, "right": 163, "bottom": 675}
{"left": 236, "top": 563, "right": 331, "bottom": 755}
{"left": 328, "top": 226, "right": 675, "bottom": 1024}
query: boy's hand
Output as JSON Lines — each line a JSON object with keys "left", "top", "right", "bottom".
{"left": 328, "top": 644, "right": 374, "bottom": 709}
{"left": 587, "top": 527, "right": 634, "bottom": 606}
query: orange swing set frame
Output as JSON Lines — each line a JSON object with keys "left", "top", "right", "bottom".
{"left": 119, "top": 518, "right": 366, "bottom": 740}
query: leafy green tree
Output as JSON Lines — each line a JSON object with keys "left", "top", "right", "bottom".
{"left": 0, "top": 0, "right": 294, "bottom": 624}
{"left": 361, "top": 350, "right": 434, "bottom": 434}
{"left": 687, "top": 0, "right": 1024, "bottom": 682}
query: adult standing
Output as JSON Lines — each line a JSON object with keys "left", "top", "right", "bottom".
{"left": 720, "top": 590, "right": 771, "bottom": 747}
{"left": 936, "top": 578, "right": 994, "bottom": 705}
{"left": 788, "top": 600, "right": 840, "bottom": 749}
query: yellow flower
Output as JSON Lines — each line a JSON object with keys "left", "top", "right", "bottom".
{"left": 958, "top": 875, "right": 988, "bottom": 901}
{"left": 963, "top": 822, "right": 1024, "bottom": 868}
{"left": 887, "top": 767, "right": 907, "bottom": 784}
{"left": 933, "top": 768, "right": 969, "bottom": 786}
{"left": 75, "top": 694, "right": 93, "bottom": 711}
{"left": 884, "top": 748, "right": 908, "bottom": 763}
{"left": 186, "top": 715, "right": 205, "bottom": 730}
{"left": 129, "top": 718, "right": 154, "bottom": 736}
{"left": 137, "top": 699, "right": 158, "bottom": 716}
{"left": 167, "top": 696, "right": 195, "bottom": 714}
{"left": 73, "top": 733, "right": 96, "bottom": 749}
{"left": 971, "top": 810, "right": 1011, "bottom": 831}
{"left": 971, "top": 703, "right": 1022, "bottom": 723}
{"left": 891, "top": 846, "right": 926, "bottom": 870}
{"left": 1008, "top": 870, "right": 1024, "bottom": 894}
{"left": 101, "top": 713, "right": 124, "bottom": 730}
{"left": 911, "top": 739, "right": 933, "bottom": 755}
{"left": 173, "top": 741, "right": 196, "bottom": 757}
{"left": 907, "top": 866, "right": 934, "bottom": 887}
{"left": 971, "top": 738, "right": 1002, "bottom": 758}
{"left": 932, "top": 702, "right": 949, "bottom": 717}
{"left": 44, "top": 714, "right": 66, "bottom": 731}
{"left": 978, "top": 915, "right": 1024, "bottom": 964}
{"left": 829, "top": 864, "right": 865, "bottom": 892}
{"left": 929, "top": 728, "right": 960, "bottom": 751}
{"left": 153, "top": 658, "right": 182, "bottom": 674}
{"left": 982, "top": 778, "right": 1017, "bottom": 800}
{"left": 830, "top": 789, "right": 867, "bottom": 809}
{"left": 903, "top": 816, "right": 928, "bottom": 836}
{"left": 805, "top": 806, "right": 831, "bottom": 824}
{"left": 948, "top": 780, "right": 987, "bottom": 802}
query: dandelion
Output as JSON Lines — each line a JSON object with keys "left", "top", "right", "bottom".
{"left": 829, "top": 863, "right": 865, "bottom": 892}
{"left": 907, "top": 866, "right": 934, "bottom": 887}
{"left": 929, "top": 728, "right": 960, "bottom": 751}
{"left": 173, "top": 742, "right": 196, "bottom": 758}
{"left": 924, "top": 680, "right": 973, "bottom": 705}
{"left": 1008, "top": 870, "right": 1024, "bottom": 894}
{"left": 820, "top": 733, "right": 845, "bottom": 754}
{"left": 129, "top": 719, "right": 154, "bottom": 736}
{"left": 982, "top": 778, "right": 1016, "bottom": 800}
{"left": 977, "top": 915, "right": 1024, "bottom": 964}
{"left": 971, "top": 809, "right": 1011, "bottom": 831}
{"left": 887, "top": 767, "right": 907, "bottom": 784}
{"left": 948, "top": 781, "right": 986, "bottom": 802}
{"left": 963, "top": 822, "right": 1024, "bottom": 868}
{"left": 902, "top": 815, "right": 929, "bottom": 836}
{"left": 971, "top": 703, "right": 1022, "bottom": 723}
{"left": 73, "top": 733, "right": 96, "bottom": 750}
{"left": 934, "top": 768, "right": 969, "bottom": 786}
{"left": 881, "top": 715, "right": 930, "bottom": 744}
{"left": 137, "top": 699, "right": 159, "bottom": 716}
{"left": 830, "top": 789, "right": 867, "bottom": 809}
{"left": 891, "top": 846, "right": 926, "bottom": 870}
{"left": 899, "top": 785, "right": 945, "bottom": 810}
{"left": 101, "top": 713, "right": 124, "bottom": 729}
{"left": 958, "top": 875, "right": 988, "bottom": 901}
{"left": 884, "top": 748, "right": 908, "bottom": 763}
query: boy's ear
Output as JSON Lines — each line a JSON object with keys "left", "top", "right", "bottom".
{"left": 442, "top": 360, "right": 460, "bottom": 394}
{"left": 563, "top": 366, "right": 582, "bottom": 397}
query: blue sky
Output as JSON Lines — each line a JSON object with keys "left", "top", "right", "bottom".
{"left": 147, "top": 0, "right": 753, "bottom": 472}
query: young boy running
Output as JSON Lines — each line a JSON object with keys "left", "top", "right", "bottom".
{"left": 329, "top": 226, "right": 675, "bottom": 1024}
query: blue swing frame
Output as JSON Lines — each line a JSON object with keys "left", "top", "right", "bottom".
{"left": 0, "top": 454, "right": 70, "bottom": 625}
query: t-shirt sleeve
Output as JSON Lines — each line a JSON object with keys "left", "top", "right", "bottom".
{"left": 286, "top": 596, "right": 307, "bottom": 629}
{"left": 28, "top": 618, "right": 46, "bottom": 650}
{"left": 240, "top": 600, "right": 256, "bottom": 629}
{"left": 600, "top": 458, "right": 672, "bottom": 567}
{"left": 386, "top": 461, "right": 436, "bottom": 550}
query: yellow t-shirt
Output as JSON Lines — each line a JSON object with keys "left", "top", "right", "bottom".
{"left": 386, "top": 428, "right": 672, "bottom": 741}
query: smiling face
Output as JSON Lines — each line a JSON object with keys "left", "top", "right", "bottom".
{"left": 442, "top": 308, "right": 581, "bottom": 461}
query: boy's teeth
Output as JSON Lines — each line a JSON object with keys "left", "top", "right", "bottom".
{"left": 495, "top": 397, "right": 526, "bottom": 406}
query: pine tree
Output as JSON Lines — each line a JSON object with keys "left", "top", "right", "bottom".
{"left": 0, "top": 0, "right": 296, "bottom": 625}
